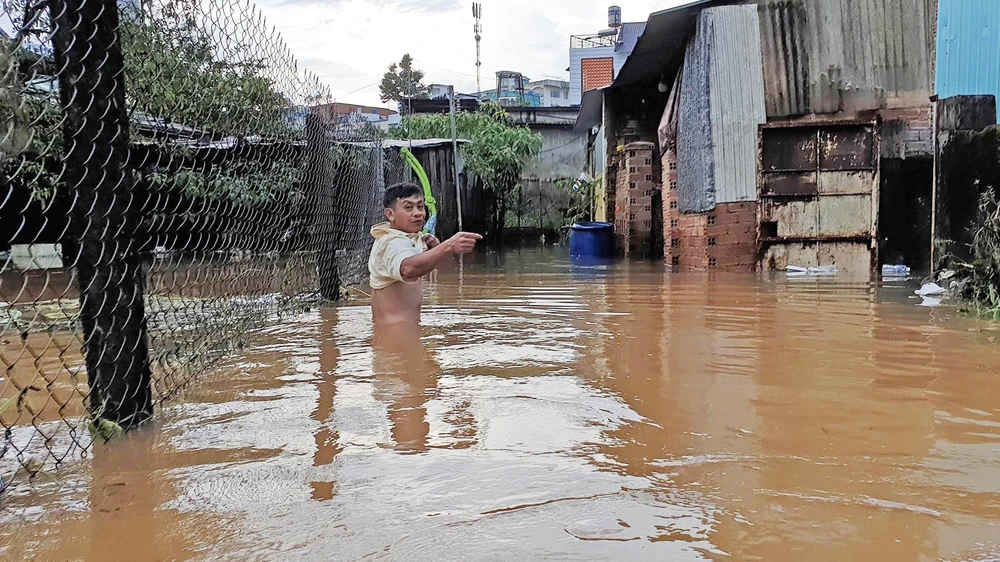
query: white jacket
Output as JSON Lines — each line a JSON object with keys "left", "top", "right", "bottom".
{"left": 368, "top": 222, "right": 428, "bottom": 290}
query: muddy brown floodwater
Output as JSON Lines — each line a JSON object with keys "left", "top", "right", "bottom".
{"left": 3, "top": 248, "right": 1000, "bottom": 561}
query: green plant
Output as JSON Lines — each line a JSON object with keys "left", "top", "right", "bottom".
{"left": 146, "top": 160, "right": 302, "bottom": 206}
{"left": 954, "top": 189, "right": 1000, "bottom": 320}
{"left": 122, "top": 15, "right": 291, "bottom": 139}
{"left": 88, "top": 417, "right": 125, "bottom": 441}
{"left": 391, "top": 101, "right": 541, "bottom": 192}
{"left": 379, "top": 53, "right": 430, "bottom": 105}
{"left": 2, "top": 0, "right": 300, "bottom": 205}
{"left": 389, "top": 101, "right": 541, "bottom": 238}
{"left": 556, "top": 174, "right": 600, "bottom": 226}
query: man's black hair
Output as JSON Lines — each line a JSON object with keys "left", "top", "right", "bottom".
{"left": 383, "top": 182, "right": 424, "bottom": 209}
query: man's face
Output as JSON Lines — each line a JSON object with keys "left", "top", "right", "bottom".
{"left": 385, "top": 195, "right": 426, "bottom": 234}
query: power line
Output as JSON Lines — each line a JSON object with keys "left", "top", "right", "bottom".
{"left": 339, "top": 80, "right": 381, "bottom": 98}
{"left": 538, "top": 134, "right": 586, "bottom": 154}
{"left": 413, "top": 58, "right": 483, "bottom": 80}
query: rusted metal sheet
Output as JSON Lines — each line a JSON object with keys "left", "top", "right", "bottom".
{"left": 763, "top": 241, "right": 873, "bottom": 270}
{"left": 761, "top": 199, "right": 818, "bottom": 238}
{"left": 761, "top": 127, "right": 817, "bottom": 172}
{"left": 819, "top": 127, "right": 875, "bottom": 170}
{"left": 817, "top": 195, "right": 873, "bottom": 236}
{"left": 757, "top": 0, "right": 936, "bottom": 118}
{"left": 762, "top": 196, "right": 871, "bottom": 238}
{"left": 817, "top": 171, "right": 872, "bottom": 195}
{"left": 763, "top": 173, "right": 818, "bottom": 196}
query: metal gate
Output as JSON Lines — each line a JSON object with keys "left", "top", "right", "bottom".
{"left": 757, "top": 121, "right": 880, "bottom": 272}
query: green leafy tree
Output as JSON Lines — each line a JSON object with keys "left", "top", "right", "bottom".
{"left": 1, "top": 0, "right": 302, "bottom": 205}
{"left": 122, "top": 14, "right": 291, "bottom": 139}
{"left": 379, "top": 54, "right": 430, "bottom": 105}
{"left": 1, "top": 25, "right": 63, "bottom": 203}
{"left": 389, "top": 100, "right": 542, "bottom": 238}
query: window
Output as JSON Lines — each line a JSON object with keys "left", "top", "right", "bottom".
{"left": 564, "top": 91, "right": 569, "bottom": 99}
{"left": 549, "top": 90, "right": 558, "bottom": 98}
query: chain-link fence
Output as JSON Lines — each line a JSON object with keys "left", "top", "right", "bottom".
{"left": 1, "top": 0, "right": 401, "bottom": 493}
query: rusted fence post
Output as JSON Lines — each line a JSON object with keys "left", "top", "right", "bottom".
{"left": 305, "top": 114, "right": 339, "bottom": 300}
{"left": 51, "top": 0, "right": 153, "bottom": 427}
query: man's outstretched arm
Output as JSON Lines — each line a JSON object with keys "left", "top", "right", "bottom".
{"left": 399, "top": 232, "right": 482, "bottom": 281}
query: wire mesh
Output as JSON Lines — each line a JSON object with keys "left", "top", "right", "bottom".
{"left": 1, "top": 0, "right": 393, "bottom": 493}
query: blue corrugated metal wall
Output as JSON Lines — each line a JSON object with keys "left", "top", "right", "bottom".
{"left": 937, "top": 0, "right": 1000, "bottom": 122}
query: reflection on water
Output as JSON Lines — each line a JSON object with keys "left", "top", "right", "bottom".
{"left": 4, "top": 248, "right": 1000, "bottom": 561}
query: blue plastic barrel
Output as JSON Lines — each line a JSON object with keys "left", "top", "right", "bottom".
{"left": 569, "top": 222, "right": 614, "bottom": 258}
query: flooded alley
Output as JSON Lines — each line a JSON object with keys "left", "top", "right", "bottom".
{"left": 3, "top": 248, "right": 1000, "bottom": 561}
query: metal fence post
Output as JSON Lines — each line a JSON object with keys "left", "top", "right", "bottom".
{"left": 305, "top": 114, "right": 339, "bottom": 300}
{"left": 50, "top": 0, "right": 153, "bottom": 427}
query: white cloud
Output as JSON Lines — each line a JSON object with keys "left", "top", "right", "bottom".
{"left": 252, "top": 0, "right": 691, "bottom": 107}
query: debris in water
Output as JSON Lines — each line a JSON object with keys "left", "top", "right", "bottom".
{"left": 918, "top": 297, "right": 942, "bottom": 308}
{"left": 786, "top": 265, "right": 839, "bottom": 277}
{"left": 916, "top": 283, "right": 946, "bottom": 297}
{"left": 882, "top": 264, "right": 911, "bottom": 277}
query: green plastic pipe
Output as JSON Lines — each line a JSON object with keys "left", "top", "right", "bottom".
{"left": 400, "top": 147, "right": 437, "bottom": 234}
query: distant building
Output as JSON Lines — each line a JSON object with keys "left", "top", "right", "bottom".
{"left": 429, "top": 84, "right": 481, "bottom": 105}
{"left": 568, "top": 6, "right": 645, "bottom": 105}
{"left": 473, "top": 72, "right": 571, "bottom": 108}
{"left": 526, "top": 79, "right": 572, "bottom": 108}
{"left": 312, "top": 102, "right": 399, "bottom": 132}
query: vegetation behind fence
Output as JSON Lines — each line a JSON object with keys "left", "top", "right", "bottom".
{"left": 1, "top": 0, "right": 399, "bottom": 493}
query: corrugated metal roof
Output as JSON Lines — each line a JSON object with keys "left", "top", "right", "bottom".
{"left": 708, "top": 4, "right": 767, "bottom": 204}
{"left": 575, "top": 88, "right": 605, "bottom": 132}
{"left": 615, "top": 22, "right": 647, "bottom": 53}
{"left": 336, "top": 139, "right": 470, "bottom": 149}
{"left": 613, "top": 0, "right": 721, "bottom": 88}
{"left": 937, "top": 0, "right": 1000, "bottom": 122}
{"left": 758, "top": 0, "right": 935, "bottom": 118}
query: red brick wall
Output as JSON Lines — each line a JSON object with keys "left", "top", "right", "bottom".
{"left": 662, "top": 150, "right": 757, "bottom": 270}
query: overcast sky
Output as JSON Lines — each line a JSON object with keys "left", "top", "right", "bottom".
{"left": 252, "top": 0, "right": 690, "bottom": 108}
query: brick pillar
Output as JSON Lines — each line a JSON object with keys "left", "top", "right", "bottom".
{"left": 615, "top": 142, "right": 660, "bottom": 257}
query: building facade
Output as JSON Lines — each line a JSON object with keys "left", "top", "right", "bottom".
{"left": 473, "top": 73, "right": 571, "bottom": 108}
{"left": 579, "top": 0, "right": 951, "bottom": 272}
{"left": 568, "top": 20, "right": 646, "bottom": 105}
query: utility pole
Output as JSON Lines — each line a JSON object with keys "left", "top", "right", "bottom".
{"left": 473, "top": 3, "right": 482, "bottom": 97}
{"left": 449, "top": 85, "right": 463, "bottom": 232}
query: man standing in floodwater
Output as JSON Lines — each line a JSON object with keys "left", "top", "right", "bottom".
{"left": 368, "top": 182, "right": 481, "bottom": 328}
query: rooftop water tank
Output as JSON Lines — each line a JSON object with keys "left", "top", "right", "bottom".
{"left": 608, "top": 5, "right": 622, "bottom": 28}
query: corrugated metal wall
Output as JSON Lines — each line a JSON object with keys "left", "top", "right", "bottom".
{"left": 677, "top": 10, "right": 716, "bottom": 213}
{"left": 709, "top": 4, "right": 767, "bottom": 203}
{"left": 758, "top": 0, "right": 936, "bottom": 118}
{"left": 937, "top": 0, "right": 1000, "bottom": 123}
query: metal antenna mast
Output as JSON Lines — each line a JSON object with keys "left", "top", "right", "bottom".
{"left": 473, "top": 3, "right": 482, "bottom": 96}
